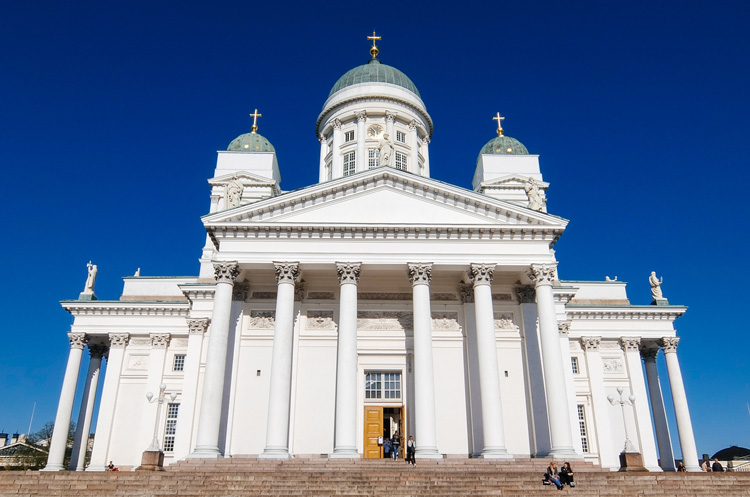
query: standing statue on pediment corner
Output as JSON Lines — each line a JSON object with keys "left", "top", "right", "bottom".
{"left": 524, "top": 177, "right": 545, "bottom": 212}
{"left": 649, "top": 271, "right": 665, "bottom": 301}
{"left": 378, "top": 133, "right": 393, "bottom": 167}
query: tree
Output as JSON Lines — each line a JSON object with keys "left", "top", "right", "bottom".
{"left": 24, "top": 421, "right": 77, "bottom": 470}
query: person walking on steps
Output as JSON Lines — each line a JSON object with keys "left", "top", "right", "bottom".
{"left": 391, "top": 432, "right": 400, "bottom": 460}
{"left": 545, "top": 461, "right": 563, "bottom": 490}
{"left": 406, "top": 435, "right": 416, "bottom": 466}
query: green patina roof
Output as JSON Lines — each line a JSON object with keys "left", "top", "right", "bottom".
{"left": 227, "top": 132, "right": 275, "bottom": 152}
{"left": 479, "top": 135, "right": 529, "bottom": 156}
{"left": 329, "top": 59, "right": 420, "bottom": 98}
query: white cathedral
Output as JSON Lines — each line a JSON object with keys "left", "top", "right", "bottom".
{"left": 44, "top": 36, "right": 700, "bottom": 472}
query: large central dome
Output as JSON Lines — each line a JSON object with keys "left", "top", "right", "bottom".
{"left": 328, "top": 58, "right": 421, "bottom": 98}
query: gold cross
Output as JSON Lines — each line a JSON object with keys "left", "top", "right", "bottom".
{"left": 493, "top": 112, "right": 505, "bottom": 136}
{"left": 249, "top": 109, "right": 262, "bottom": 133}
{"left": 367, "top": 31, "right": 381, "bottom": 59}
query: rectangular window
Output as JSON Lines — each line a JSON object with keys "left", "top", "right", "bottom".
{"left": 173, "top": 354, "right": 185, "bottom": 372}
{"left": 343, "top": 151, "right": 356, "bottom": 176}
{"left": 163, "top": 403, "right": 179, "bottom": 452}
{"left": 365, "top": 372, "right": 402, "bottom": 400}
{"left": 326, "top": 159, "right": 333, "bottom": 180}
{"left": 577, "top": 405, "right": 589, "bottom": 453}
{"left": 396, "top": 131, "right": 406, "bottom": 143}
{"left": 345, "top": 130, "right": 354, "bottom": 142}
{"left": 368, "top": 148, "right": 379, "bottom": 169}
{"left": 571, "top": 357, "right": 579, "bottom": 374}
{"left": 395, "top": 152, "right": 407, "bottom": 171}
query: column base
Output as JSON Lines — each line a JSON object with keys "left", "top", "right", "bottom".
{"left": 85, "top": 464, "right": 106, "bottom": 472}
{"left": 416, "top": 448, "right": 443, "bottom": 460}
{"left": 547, "top": 448, "right": 583, "bottom": 459}
{"left": 187, "top": 445, "right": 222, "bottom": 459}
{"left": 41, "top": 463, "right": 65, "bottom": 471}
{"left": 480, "top": 448, "right": 514, "bottom": 459}
{"left": 330, "top": 447, "right": 360, "bottom": 459}
{"left": 259, "top": 447, "right": 291, "bottom": 460}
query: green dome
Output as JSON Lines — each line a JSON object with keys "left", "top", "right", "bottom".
{"left": 227, "top": 132, "right": 275, "bottom": 152}
{"left": 479, "top": 135, "right": 529, "bottom": 156}
{"left": 329, "top": 59, "right": 420, "bottom": 98}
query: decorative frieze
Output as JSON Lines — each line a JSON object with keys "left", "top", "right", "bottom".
{"left": 306, "top": 310, "right": 336, "bottom": 330}
{"left": 232, "top": 282, "right": 249, "bottom": 301}
{"left": 620, "top": 337, "right": 641, "bottom": 351}
{"left": 150, "top": 334, "right": 171, "bottom": 348}
{"left": 407, "top": 263, "right": 432, "bottom": 286}
{"left": 68, "top": 332, "right": 87, "bottom": 350}
{"left": 274, "top": 262, "right": 300, "bottom": 285}
{"left": 492, "top": 293, "right": 513, "bottom": 301}
{"left": 602, "top": 358, "right": 624, "bottom": 374}
{"left": 357, "top": 311, "right": 413, "bottom": 331}
{"left": 249, "top": 311, "right": 276, "bottom": 329}
{"left": 431, "top": 312, "right": 460, "bottom": 331}
{"left": 187, "top": 318, "right": 210, "bottom": 335}
{"left": 470, "top": 264, "right": 495, "bottom": 286}
{"left": 336, "top": 263, "right": 361, "bottom": 285}
{"left": 660, "top": 337, "right": 680, "bottom": 353}
{"left": 109, "top": 333, "right": 130, "bottom": 348}
{"left": 515, "top": 285, "right": 536, "bottom": 303}
{"left": 431, "top": 293, "right": 458, "bottom": 301}
{"left": 580, "top": 337, "right": 601, "bottom": 350}
{"left": 360, "top": 293, "right": 412, "bottom": 300}
{"left": 529, "top": 264, "right": 557, "bottom": 286}
{"left": 252, "top": 292, "right": 277, "bottom": 299}
{"left": 213, "top": 262, "right": 240, "bottom": 284}
{"left": 308, "top": 292, "right": 335, "bottom": 300}
{"left": 494, "top": 313, "right": 519, "bottom": 331}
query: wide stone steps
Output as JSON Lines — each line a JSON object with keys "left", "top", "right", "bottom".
{"left": 1, "top": 459, "right": 749, "bottom": 496}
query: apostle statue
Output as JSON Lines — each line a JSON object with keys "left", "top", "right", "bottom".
{"left": 649, "top": 271, "right": 665, "bottom": 301}
{"left": 378, "top": 133, "right": 393, "bottom": 167}
{"left": 83, "top": 261, "right": 98, "bottom": 294}
{"left": 524, "top": 177, "right": 545, "bottom": 211}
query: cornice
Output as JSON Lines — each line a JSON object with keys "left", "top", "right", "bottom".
{"left": 178, "top": 283, "right": 216, "bottom": 302}
{"left": 61, "top": 301, "right": 190, "bottom": 317}
{"left": 565, "top": 305, "right": 687, "bottom": 321}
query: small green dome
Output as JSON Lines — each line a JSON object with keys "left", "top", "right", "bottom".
{"left": 329, "top": 59, "right": 420, "bottom": 98}
{"left": 479, "top": 135, "right": 529, "bottom": 156}
{"left": 227, "top": 132, "right": 275, "bottom": 152}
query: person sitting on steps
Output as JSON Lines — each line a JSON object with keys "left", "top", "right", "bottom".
{"left": 545, "top": 461, "right": 563, "bottom": 490}
{"left": 558, "top": 462, "right": 575, "bottom": 488}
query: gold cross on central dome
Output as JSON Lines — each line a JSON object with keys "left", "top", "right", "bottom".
{"left": 367, "top": 31, "right": 381, "bottom": 59}
{"left": 493, "top": 112, "right": 505, "bottom": 136}
{"left": 249, "top": 109, "right": 262, "bottom": 133}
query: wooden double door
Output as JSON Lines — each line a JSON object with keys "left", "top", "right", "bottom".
{"left": 363, "top": 406, "right": 405, "bottom": 459}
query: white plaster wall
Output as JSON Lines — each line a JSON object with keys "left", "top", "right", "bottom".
{"left": 433, "top": 335, "right": 469, "bottom": 454}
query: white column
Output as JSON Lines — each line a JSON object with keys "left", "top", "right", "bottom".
{"left": 642, "top": 347, "right": 676, "bottom": 471}
{"left": 331, "top": 263, "right": 361, "bottom": 458}
{"left": 318, "top": 133, "right": 328, "bottom": 183}
{"left": 422, "top": 136, "right": 430, "bottom": 177}
{"left": 580, "top": 337, "right": 617, "bottom": 468}
{"left": 141, "top": 334, "right": 170, "bottom": 452}
{"left": 529, "top": 264, "right": 577, "bottom": 458}
{"left": 331, "top": 119, "right": 343, "bottom": 179}
{"left": 661, "top": 337, "right": 700, "bottom": 471}
{"left": 261, "top": 262, "right": 299, "bottom": 459}
{"left": 87, "top": 333, "right": 129, "bottom": 471}
{"left": 385, "top": 111, "right": 395, "bottom": 140}
{"left": 470, "top": 264, "right": 511, "bottom": 458}
{"left": 190, "top": 262, "right": 239, "bottom": 458}
{"left": 408, "top": 120, "right": 419, "bottom": 175}
{"left": 43, "top": 332, "right": 87, "bottom": 471}
{"left": 173, "top": 318, "right": 210, "bottom": 460}
{"left": 356, "top": 112, "right": 367, "bottom": 173}
{"left": 621, "top": 337, "right": 660, "bottom": 470}
{"left": 408, "top": 263, "right": 441, "bottom": 458}
{"left": 69, "top": 344, "right": 105, "bottom": 471}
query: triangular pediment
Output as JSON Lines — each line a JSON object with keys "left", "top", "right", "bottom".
{"left": 480, "top": 175, "right": 549, "bottom": 189}
{"left": 203, "top": 168, "right": 567, "bottom": 230}
{"left": 208, "top": 171, "right": 278, "bottom": 186}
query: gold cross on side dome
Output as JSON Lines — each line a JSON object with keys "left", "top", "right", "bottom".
{"left": 493, "top": 112, "right": 505, "bottom": 136}
{"left": 249, "top": 109, "right": 262, "bottom": 133}
{"left": 367, "top": 31, "right": 381, "bottom": 59}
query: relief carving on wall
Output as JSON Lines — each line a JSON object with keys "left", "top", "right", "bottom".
{"left": 306, "top": 310, "right": 336, "bottom": 330}
{"left": 127, "top": 354, "right": 149, "bottom": 370}
{"left": 602, "top": 358, "right": 624, "bottom": 374}
{"left": 307, "top": 292, "right": 335, "bottom": 300}
{"left": 431, "top": 312, "right": 460, "bottom": 331}
{"left": 494, "top": 312, "right": 520, "bottom": 331}
{"left": 249, "top": 311, "right": 276, "bottom": 329}
{"left": 357, "top": 311, "right": 413, "bottom": 330}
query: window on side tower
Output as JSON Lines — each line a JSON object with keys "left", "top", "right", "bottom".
{"left": 395, "top": 152, "right": 407, "bottom": 171}
{"left": 343, "top": 151, "right": 356, "bottom": 176}
{"left": 368, "top": 148, "right": 379, "bottom": 169}
{"left": 345, "top": 130, "right": 354, "bottom": 142}
{"left": 396, "top": 130, "right": 406, "bottom": 143}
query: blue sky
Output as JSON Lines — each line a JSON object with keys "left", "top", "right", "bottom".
{"left": 1, "top": 1, "right": 748, "bottom": 458}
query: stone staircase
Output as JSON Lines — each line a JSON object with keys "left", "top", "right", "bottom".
{"left": 2, "top": 458, "right": 750, "bottom": 496}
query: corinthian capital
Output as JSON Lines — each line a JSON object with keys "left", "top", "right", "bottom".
{"left": 385, "top": 111, "right": 395, "bottom": 123}
{"left": 332, "top": 118, "right": 342, "bottom": 130}
{"left": 529, "top": 264, "right": 557, "bottom": 287}
{"left": 558, "top": 321, "right": 571, "bottom": 335}
{"left": 337, "top": 263, "right": 361, "bottom": 285}
{"left": 470, "top": 264, "right": 495, "bottom": 287}
{"left": 515, "top": 285, "right": 536, "bottom": 303}
{"left": 213, "top": 262, "right": 240, "bottom": 284}
{"left": 274, "top": 262, "right": 300, "bottom": 284}
{"left": 356, "top": 110, "right": 367, "bottom": 122}
{"left": 187, "top": 318, "right": 210, "bottom": 335}
{"left": 640, "top": 347, "right": 659, "bottom": 362}
{"left": 150, "top": 333, "right": 170, "bottom": 348}
{"left": 109, "top": 333, "right": 130, "bottom": 348}
{"left": 407, "top": 263, "right": 432, "bottom": 286}
{"left": 581, "top": 337, "right": 601, "bottom": 350}
{"left": 621, "top": 337, "right": 641, "bottom": 351}
{"left": 660, "top": 337, "right": 680, "bottom": 353}
{"left": 459, "top": 282, "right": 474, "bottom": 303}
{"left": 88, "top": 344, "right": 107, "bottom": 359}
{"left": 68, "top": 332, "right": 87, "bottom": 350}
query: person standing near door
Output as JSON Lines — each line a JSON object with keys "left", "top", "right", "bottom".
{"left": 406, "top": 435, "right": 416, "bottom": 466}
{"left": 391, "top": 432, "right": 401, "bottom": 459}
{"left": 383, "top": 437, "right": 391, "bottom": 459}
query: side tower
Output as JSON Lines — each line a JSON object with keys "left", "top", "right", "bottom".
{"left": 316, "top": 33, "right": 433, "bottom": 181}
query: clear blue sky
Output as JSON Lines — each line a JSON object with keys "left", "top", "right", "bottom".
{"left": 1, "top": 1, "right": 748, "bottom": 458}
